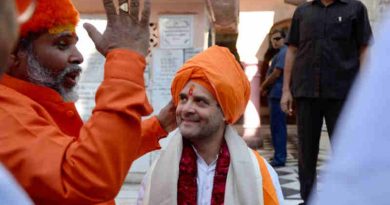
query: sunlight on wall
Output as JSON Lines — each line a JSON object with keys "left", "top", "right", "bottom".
{"left": 237, "top": 11, "right": 274, "bottom": 129}
{"left": 244, "top": 64, "right": 261, "bottom": 128}
{"left": 237, "top": 11, "right": 274, "bottom": 64}
{"left": 75, "top": 17, "right": 107, "bottom": 122}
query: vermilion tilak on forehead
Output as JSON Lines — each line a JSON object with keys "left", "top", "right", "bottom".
{"left": 188, "top": 85, "right": 195, "bottom": 96}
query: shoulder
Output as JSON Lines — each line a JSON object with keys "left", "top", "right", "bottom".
{"left": 0, "top": 85, "right": 37, "bottom": 113}
{"left": 291, "top": 2, "right": 314, "bottom": 20}
{"left": 0, "top": 85, "right": 46, "bottom": 115}
{"left": 247, "top": 149, "right": 279, "bottom": 179}
{"left": 348, "top": 0, "right": 366, "bottom": 7}
{"left": 278, "top": 46, "right": 288, "bottom": 56}
{"left": 347, "top": 0, "right": 368, "bottom": 11}
{"left": 274, "top": 47, "right": 287, "bottom": 62}
{"left": 0, "top": 85, "right": 55, "bottom": 136}
{"left": 248, "top": 148, "right": 266, "bottom": 167}
{"left": 296, "top": 1, "right": 314, "bottom": 12}
{"left": 299, "top": 1, "right": 314, "bottom": 8}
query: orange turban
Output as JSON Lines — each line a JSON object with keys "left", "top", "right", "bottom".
{"left": 15, "top": 0, "right": 32, "bottom": 14}
{"left": 171, "top": 46, "right": 250, "bottom": 124}
{"left": 16, "top": 0, "right": 79, "bottom": 37}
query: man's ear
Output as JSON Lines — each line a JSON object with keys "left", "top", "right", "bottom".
{"left": 7, "top": 54, "right": 18, "bottom": 69}
{"left": 12, "top": 48, "right": 29, "bottom": 66}
{"left": 7, "top": 49, "right": 28, "bottom": 76}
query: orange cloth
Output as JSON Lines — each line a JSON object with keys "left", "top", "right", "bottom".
{"left": 15, "top": 0, "right": 33, "bottom": 14}
{"left": 253, "top": 150, "right": 280, "bottom": 205}
{"left": 16, "top": 0, "right": 79, "bottom": 37}
{"left": 0, "top": 49, "right": 166, "bottom": 205}
{"left": 171, "top": 45, "right": 250, "bottom": 124}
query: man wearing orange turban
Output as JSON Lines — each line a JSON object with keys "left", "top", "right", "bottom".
{"left": 138, "top": 46, "right": 284, "bottom": 205}
{"left": 0, "top": 0, "right": 175, "bottom": 204}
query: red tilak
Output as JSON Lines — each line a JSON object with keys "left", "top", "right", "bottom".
{"left": 188, "top": 85, "right": 195, "bottom": 96}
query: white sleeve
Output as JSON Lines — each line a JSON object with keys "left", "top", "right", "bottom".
{"left": 0, "top": 164, "right": 33, "bottom": 205}
{"left": 264, "top": 160, "right": 285, "bottom": 205}
{"left": 136, "top": 174, "right": 148, "bottom": 205}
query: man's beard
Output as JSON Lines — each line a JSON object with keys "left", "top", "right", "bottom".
{"left": 26, "top": 48, "right": 82, "bottom": 102}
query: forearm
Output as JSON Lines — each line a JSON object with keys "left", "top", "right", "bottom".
{"left": 283, "top": 46, "right": 297, "bottom": 93}
{"left": 59, "top": 49, "right": 153, "bottom": 203}
{"left": 138, "top": 116, "right": 168, "bottom": 157}
{"left": 261, "top": 70, "right": 281, "bottom": 89}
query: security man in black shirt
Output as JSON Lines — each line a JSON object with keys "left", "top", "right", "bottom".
{"left": 280, "top": 0, "right": 372, "bottom": 204}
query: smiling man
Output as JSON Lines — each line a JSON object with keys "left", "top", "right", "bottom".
{"left": 0, "top": 0, "right": 174, "bottom": 204}
{"left": 138, "top": 46, "right": 284, "bottom": 205}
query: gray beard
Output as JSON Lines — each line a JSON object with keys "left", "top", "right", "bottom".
{"left": 26, "top": 48, "right": 81, "bottom": 102}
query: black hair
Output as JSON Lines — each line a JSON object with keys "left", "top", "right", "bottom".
{"left": 270, "top": 29, "right": 286, "bottom": 38}
{"left": 13, "top": 32, "right": 42, "bottom": 53}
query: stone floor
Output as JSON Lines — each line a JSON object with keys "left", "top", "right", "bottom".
{"left": 257, "top": 125, "right": 330, "bottom": 205}
{"left": 115, "top": 125, "right": 331, "bottom": 205}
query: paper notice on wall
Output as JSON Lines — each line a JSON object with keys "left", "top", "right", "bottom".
{"left": 150, "top": 48, "right": 184, "bottom": 114}
{"left": 75, "top": 16, "right": 152, "bottom": 121}
{"left": 184, "top": 47, "right": 203, "bottom": 61}
{"left": 159, "top": 15, "right": 194, "bottom": 49}
{"left": 74, "top": 17, "right": 107, "bottom": 122}
{"left": 75, "top": 83, "right": 99, "bottom": 121}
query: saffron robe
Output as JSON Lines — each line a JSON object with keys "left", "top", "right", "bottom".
{"left": 0, "top": 49, "right": 166, "bottom": 205}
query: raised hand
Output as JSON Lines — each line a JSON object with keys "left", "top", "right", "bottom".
{"left": 157, "top": 101, "right": 177, "bottom": 133}
{"left": 83, "top": 0, "right": 151, "bottom": 57}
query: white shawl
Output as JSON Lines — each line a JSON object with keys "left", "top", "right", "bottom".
{"left": 142, "top": 125, "right": 264, "bottom": 205}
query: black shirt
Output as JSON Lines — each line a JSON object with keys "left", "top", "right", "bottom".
{"left": 287, "top": 0, "right": 372, "bottom": 99}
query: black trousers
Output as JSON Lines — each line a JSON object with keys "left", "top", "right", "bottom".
{"left": 295, "top": 98, "right": 345, "bottom": 202}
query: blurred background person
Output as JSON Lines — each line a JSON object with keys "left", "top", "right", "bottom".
{"left": 281, "top": 1, "right": 373, "bottom": 204}
{"left": 260, "top": 29, "right": 288, "bottom": 168}
{"left": 309, "top": 11, "right": 390, "bottom": 205}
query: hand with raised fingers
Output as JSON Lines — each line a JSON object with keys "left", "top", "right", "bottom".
{"left": 156, "top": 101, "right": 177, "bottom": 133}
{"left": 83, "top": 0, "right": 151, "bottom": 57}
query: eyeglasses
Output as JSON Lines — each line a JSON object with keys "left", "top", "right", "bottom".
{"left": 17, "top": 0, "right": 36, "bottom": 24}
{"left": 272, "top": 37, "right": 283, "bottom": 41}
